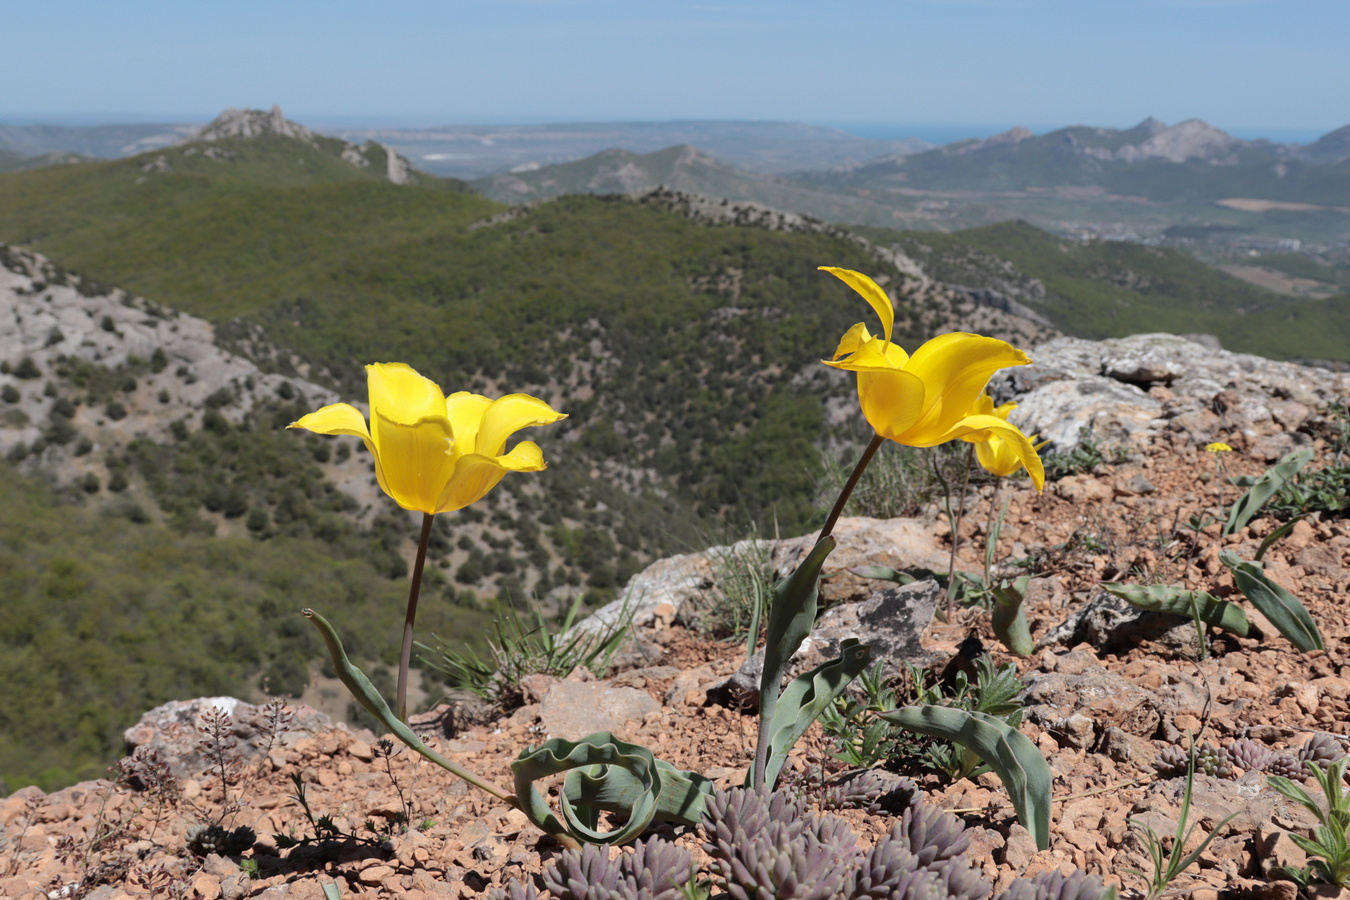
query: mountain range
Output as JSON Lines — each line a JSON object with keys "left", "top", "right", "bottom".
{"left": 6, "top": 111, "right": 1350, "bottom": 241}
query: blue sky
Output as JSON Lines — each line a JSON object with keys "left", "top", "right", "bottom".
{"left": 3, "top": 0, "right": 1347, "bottom": 141}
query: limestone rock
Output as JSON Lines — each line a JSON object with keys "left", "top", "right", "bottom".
{"left": 710, "top": 579, "right": 941, "bottom": 708}
{"left": 577, "top": 516, "right": 949, "bottom": 641}
{"left": 992, "top": 332, "right": 1349, "bottom": 452}
{"left": 1022, "top": 664, "right": 1161, "bottom": 739}
{"left": 123, "top": 697, "right": 337, "bottom": 780}
{"left": 536, "top": 680, "right": 660, "bottom": 741}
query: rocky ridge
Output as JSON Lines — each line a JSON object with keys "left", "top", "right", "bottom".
{"left": 183, "top": 106, "right": 419, "bottom": 185}
{"left": 0, "top": 243, "right": 384, "bottom": 523}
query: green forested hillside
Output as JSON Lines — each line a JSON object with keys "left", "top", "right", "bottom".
{"left": 0, "top": 457, "right": 493, "bottom": 793}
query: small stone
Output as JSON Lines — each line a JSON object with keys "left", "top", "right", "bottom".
{"left": 1126, "top": 474, "right": 1157, "bottom": 495}
{"left": 358, "top": 865, "right": 397, "bottom": 886}
{"left": 191, "top": 872, "right": 222, "bottom": 900}
{"left": 1047, "top": 714, "right": 1096, "bottom": 750}
{"left": 347, "top": 739, "right": 374, "bottom": 762}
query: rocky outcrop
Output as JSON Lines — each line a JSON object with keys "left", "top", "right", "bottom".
{"left": 993, "top": 332, "right": 1349, "bottom": 454}
{"left": 1115, "top": 119, "right": 1242, "bottom": 164}
{"left": 189, "top": 105, "right": 316, "bottom": 143}
{"left": 183, "top": 106, "right": 421, "bottom": 184}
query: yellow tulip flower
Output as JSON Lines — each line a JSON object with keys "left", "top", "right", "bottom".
{"left": 288, "top": 362, "right": 566, "bottom": 514}
{"left": 820, "top": 266, "right": 1044, "bottom": 490}
{"left": 959, "top": 394, "right": 1037, "bottom": 479}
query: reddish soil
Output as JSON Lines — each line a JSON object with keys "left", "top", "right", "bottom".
{"left": 2, "top": 433, "right": 1347, "bottom": 900}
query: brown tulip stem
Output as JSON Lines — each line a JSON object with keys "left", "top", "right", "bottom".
{"left": 397, "top": 512, "right": 436, "bottom": 723}
{"left": 819, "top": 433, "right": 886, "bottom": 543}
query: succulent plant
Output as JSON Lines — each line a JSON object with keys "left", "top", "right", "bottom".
{"left": 1194, "top": 742, "right": 1235, "bottom": 779}
{"left": 703, "top": 787, "right": 857, "bottom": 900}
{"left": 1155, "top": 743, "right": 1233, "bottom": 779}
{"left": 1265, "top": 753, "right": 1308, "bottom": 781}
{"left": 488, "top": 882, "right": 541, "bottom": 900}
{"left": 184, "top": 823, "right": 256, "bottom": 857}
{"left": 848, "top": 845, "right": 942, "bottom": 900}
{"left": 897, "top": 803, "right": 972, "bottom": 868}
{"left": 1154, "top": 745, "right": 1189, "bottom": 777}
{"left": 1224, "top": 738, "right": 1273, "bottom": 773}
{"left": 816, "top": 770, "right": 921, "bottom": 816}
{"left": 493, "top": 784, "right": 1108, "bottom": 900}
{"left": 995, "top": 869, "right": 1114, "bottom": 900}
{"left": 1298, "top": 733, "right": 1346, "bottom": 771}
{"left": 539, "top": 837, "right": 694, "bottom": 900}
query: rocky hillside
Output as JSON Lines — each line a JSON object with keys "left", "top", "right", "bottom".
{"left": 1, "top": 327, "right": 1346, "bottom": 900}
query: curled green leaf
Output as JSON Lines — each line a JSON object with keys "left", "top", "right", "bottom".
{"left": 1220, "top": 551, "right": 1324, "bottom": 652}
{"left": 1224, "top": 448, "right": 1313, "bottom": 536}
{"left": 513, "top": 732, "right": 714, "bottom": 846}
{"left": 1100, "top": 582, "right": 1250, "bottom": 637}
{"left": 880, "top": 705, "right": 1052, "bottom": 850}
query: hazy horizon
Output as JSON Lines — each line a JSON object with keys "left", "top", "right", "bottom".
{"left": 0, "top": 111, "right": 1337, "bottom": 150}
{"left": 2, "top": 1, "right": 1346, "bottom": 143}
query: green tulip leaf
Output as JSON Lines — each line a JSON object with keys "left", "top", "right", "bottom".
{"left": 752, "top": 639, "right": 874, "bottom": 789}
{"left": 752, "top": 535, "right": 836, "bottom": 787}
{"left": 849, "top": 565, "right": 916, "bottom": 584}
{"left": 990, "top": 575, "right": 1035, "bottom": 657}
{"left": 880, "top": 705, "right": 1052, "bottom": 851}
{"left": 1100, "top": 582, "right": 1250, "bottom": 637}
{"left": 513, "top": 732, "right": 713, "bottom": 845}
{"left": 1223, "top": 448, "right": 1314, "bottom": 536}
{"left": 303, "top": 609, "right": 516, "bottom": 803}
{"left": 1219, "top": 551, "right": 1324, "bottom": 652}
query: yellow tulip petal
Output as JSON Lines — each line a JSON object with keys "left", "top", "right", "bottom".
{"left": 857, "top": 367, "right": 927, "bottom": 441}
{"left": 288, "top": 402, "right": 371, "bottom": 441}
{"left": 975, "top": 434, "right": 1025, "bottom": 478}
{"left": 445, "top": 391, "right": 493, "bottom": 454}
{"left": 830, "top": 322, "right": 874, "bottom": 362}
{"left": 901, "top": 334, "right": 1031, "bottom": 442}
{"left": 959, "top": 395, "right": 1018, "bottom": 443}
{"left": 434, "top": 454, "right": 508, "bottom": 513}
{"left": 367, "top": 362, "right": 447, "bottom": 426}
{"left": 477, "top": 394, "right": 567, "bottom": 456}
{"left": 941, "top": 414, "right": 1044, "bottom": 490}
{"left": 368, "top": 410, "right": 456, "bottom": 513}
{"left": 820, "top": 267, "right": 894, "bottom": 345}
{"left": 824, "top": 335, "right": 909, "bottom": 373}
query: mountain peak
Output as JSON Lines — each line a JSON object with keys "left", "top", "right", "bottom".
{"left": 188, "top": 106, "right": 314, "bottom": 143}
{"left": 1133, "top": 119, "right": 1239, "bottom": 162}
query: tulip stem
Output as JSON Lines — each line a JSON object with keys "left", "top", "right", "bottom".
{"left": 819, "top": 433, "right": 886, "bottom": 542}
{"left": 397, "top": 512, "right": 435, "bottom": 723}
{"left": 936, "top": 445, "right": 974, "bottom": 621}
